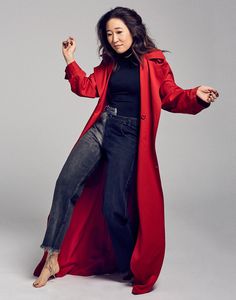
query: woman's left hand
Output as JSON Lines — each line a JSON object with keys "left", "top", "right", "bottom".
{"left": 196, "top": 85, "right": 219, "bottom": 103}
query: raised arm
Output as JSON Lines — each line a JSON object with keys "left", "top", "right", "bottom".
{"left": 62, "top": 36, "right": 99, "bottom": 98}
{"left": 159, "top": 58, "right": 214, "bottom": 115}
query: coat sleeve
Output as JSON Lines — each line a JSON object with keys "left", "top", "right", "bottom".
{"left": 159, "top": 59, "right": 210, "bottom": 114}
{"left": 64, "top": 60, "right": 99, "bottom": 98}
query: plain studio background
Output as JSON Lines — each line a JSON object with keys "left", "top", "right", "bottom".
{"left": 0, "top": 0, "right": 235, "bottom": 299}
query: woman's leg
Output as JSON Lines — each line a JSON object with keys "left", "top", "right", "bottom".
{"left": 33, "top": 112, "right": 108, "bottom": 287}
{"left": 102, "top": 115, "right": 139, "bottom": 273}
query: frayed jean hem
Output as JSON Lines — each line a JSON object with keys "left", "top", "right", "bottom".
{"left": 40, "top": 244, "right": 60, "bottom": 255}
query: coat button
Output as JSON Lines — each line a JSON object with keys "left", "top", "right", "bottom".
{"left": 141, "top": 114, "right": 146, "bottom": 120}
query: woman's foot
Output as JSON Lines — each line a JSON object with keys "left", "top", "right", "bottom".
{"left": 33, "top": 253, "right": 60, "bottom": 288}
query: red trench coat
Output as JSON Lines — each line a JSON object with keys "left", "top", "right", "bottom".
{"left": 33, "top": 49, "right": 210, "bottom": 294}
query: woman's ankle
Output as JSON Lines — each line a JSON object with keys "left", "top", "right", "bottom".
{"left": 46, "top": 252, "right": 59, "bottom": 260}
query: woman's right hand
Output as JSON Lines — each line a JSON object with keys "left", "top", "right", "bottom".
{"left": 62, "top": 36, "right": 76, "bottom": 65}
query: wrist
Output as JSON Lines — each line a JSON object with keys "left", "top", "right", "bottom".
{"left": 65, "top": 57, "right": 75, "bottom": 65}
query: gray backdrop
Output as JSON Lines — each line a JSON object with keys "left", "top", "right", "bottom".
{"left": 0, "top": 1, "right": 235, "bottom": 299}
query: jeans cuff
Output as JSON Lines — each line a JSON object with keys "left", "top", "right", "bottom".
{"left": 40, "top": 245, "right": 60, "bottom": 255}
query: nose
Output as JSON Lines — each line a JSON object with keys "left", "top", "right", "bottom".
{"left": 112, "top": 34, "right": 119, "bottom": 43}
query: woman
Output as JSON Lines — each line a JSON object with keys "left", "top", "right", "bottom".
{"left": 33, "top": 6, "right": 219, "bottom": 294}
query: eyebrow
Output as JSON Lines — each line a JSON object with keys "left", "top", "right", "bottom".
{"left": 106, "top": 27, "right": 123, "bottom": 32}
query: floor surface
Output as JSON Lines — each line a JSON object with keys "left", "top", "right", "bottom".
{"left": 0, "top": 210, "right": 235, "bottom": 300}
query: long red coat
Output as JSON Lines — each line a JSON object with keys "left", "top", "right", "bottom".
{"left": 33, "top": 49, "right": 210, "bottom": 294}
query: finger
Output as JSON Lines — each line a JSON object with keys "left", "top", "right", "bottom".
{"left": 210, "top": 93, "right": 217, "bottom": 100}
{"left": 62, "top": 41, "right": 69, "bottom": 48}
{"left": 208, "top": 91, "right": 218, "bottom": 99}
{"left": 65, "top": 37, "right": 72, "bottom": 44}
{"left": 207, "top": 94, "right": 214, "bottom": 102}
{"left": 63, "top": 38, "right": 70, "bottom": 44}
{"left": 67, "top": 38, "right": 74, "bottom": 46}
{"left": 208, "top": 87, "right": 218, "bottom": 94}
{"left": 208, "top": 94, "right": 216, "bottom": 102}
{"left": 65, "top": 38, "right": 73, "bottom": 47}
{"left": 68, "top": 36, "right": 74, "bottom": 43}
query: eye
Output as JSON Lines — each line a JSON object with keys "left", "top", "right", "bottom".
{"left": 117, "top": 31, "right": 122, "bottom": 34}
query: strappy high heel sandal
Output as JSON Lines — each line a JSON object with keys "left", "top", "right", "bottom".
{"left": 44, "top": 256, "right": 58, "bottom": 279}
{"left": 33, "top": 254, "right": 59, "bottom": 287}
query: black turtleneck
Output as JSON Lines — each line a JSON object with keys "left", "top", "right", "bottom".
{"left": 106, "top": 47, "right": 140, "bottom": 118}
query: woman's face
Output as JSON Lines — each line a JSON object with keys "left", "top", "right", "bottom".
{"left": 106, "top": 18, "right": 133, "bottom": 53}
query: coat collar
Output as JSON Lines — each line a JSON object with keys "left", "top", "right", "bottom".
{"left": 94, "top": 49, "right": 166, "bottom": 97}
{"left": 142, "top": 49, "right": 165, "bottom": 61}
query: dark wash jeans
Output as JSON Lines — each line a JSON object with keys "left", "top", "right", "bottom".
{"left": 40, "top": 105, "right": 140, "bottom": 272}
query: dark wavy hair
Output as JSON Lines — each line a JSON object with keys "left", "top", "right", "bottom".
{"left": 96, "top": 6, "right": 169, "bottom": 68}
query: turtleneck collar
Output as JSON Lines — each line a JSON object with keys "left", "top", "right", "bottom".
{"left": 115, "top": 46, "right": 133, "bottom": 59}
